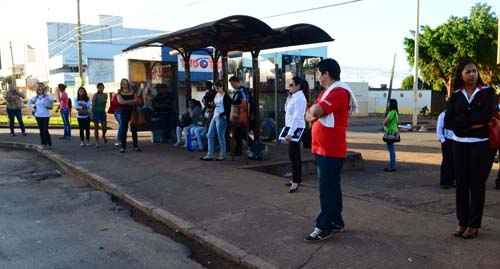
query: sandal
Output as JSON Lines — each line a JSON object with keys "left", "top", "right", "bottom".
{"left": 462, "top": 228, "right": 479, "bottom": 239}
{"left": 453, "top": 226, "right": 466, "bottom": 237}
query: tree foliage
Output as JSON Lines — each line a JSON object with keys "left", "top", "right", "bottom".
{"left": 404, "top": 3, "right": 499, "bottom": 95}
{"left": 400, "top": 75, "right": 432, "bottom": 90}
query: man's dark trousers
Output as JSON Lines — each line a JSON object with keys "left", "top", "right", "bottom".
{"left": 440, "top": 138, "right": 455, "bottom": 186}
{"left": 315, "top": 155, "right": 345, "bottom": 232}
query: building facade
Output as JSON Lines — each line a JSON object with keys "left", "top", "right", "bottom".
{"left": 47, "top": 15, "right": 165, "bottom": 87}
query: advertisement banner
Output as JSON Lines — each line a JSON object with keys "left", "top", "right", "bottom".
{"left": 178, "top": 55, "right": 221, "bottom": 73}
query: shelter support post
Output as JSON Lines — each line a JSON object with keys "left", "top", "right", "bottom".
{"left": 182, "top": 51, "right": 192, "bottom": 107}
{"left": 221, "top": 51, "right": 229, "bottom": 93}
{"left": 211, "top": 50, "right": 221, "bottom": 82}
{"left": 251, "top": 50, "right": 261, "bottom": 140}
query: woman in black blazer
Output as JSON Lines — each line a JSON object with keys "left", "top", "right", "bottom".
{"left": 445, "top": 59, "right": 497, "bottom": 239}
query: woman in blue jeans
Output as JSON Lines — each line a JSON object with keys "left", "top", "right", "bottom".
{"left": 201, "top": 80, "right": 231, "bottom": 161}
{"left": 384, "top": 99, "right": 399, "bottom": 172}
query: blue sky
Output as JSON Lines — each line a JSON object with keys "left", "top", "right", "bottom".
{"left": 0, "top": 0, "right": 498, "bottom": 86}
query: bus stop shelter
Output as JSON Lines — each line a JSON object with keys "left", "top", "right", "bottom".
{"left": 124, "top": 15, "right": 333, "bottom": 140}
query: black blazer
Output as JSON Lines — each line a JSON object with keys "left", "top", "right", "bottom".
{"left": 445, "top": 86, "right": 496, "bottom": 139}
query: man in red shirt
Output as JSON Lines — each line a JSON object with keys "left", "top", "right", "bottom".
{"left": 304, "top": 58, "right": 354, "bottom": 242}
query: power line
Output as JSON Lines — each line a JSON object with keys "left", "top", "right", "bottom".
{"left": 82, "top": 32, "right": 169, "bottom": 43}
{"left": 261, "top": 0, "right": 365, "bottom": 19}
{"left": 49, "top": 21, "right": 124, "bottom": 51}
{"left": 47, "top": 15, "right": 119, "bottom": 48}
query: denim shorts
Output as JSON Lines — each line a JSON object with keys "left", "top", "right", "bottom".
{"left": 93, "top": 111, "right": 106, "bottom": 123}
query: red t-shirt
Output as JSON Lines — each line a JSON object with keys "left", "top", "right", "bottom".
{"left": 311, "top": 87, "right": 349, "bottom": 158}
{"left": 59, "top": 91, "right": 69, "bottom": 110}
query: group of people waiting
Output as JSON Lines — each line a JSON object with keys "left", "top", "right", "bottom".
{"left": 381, "top": 59, "right": 499, "bottom": 242}
{"left": 3, "top": 57, "right": 498, "bottom": 243}
{"left": 173, "top": 77, "right": 255, "bottom": 162}
{"left": 3, "top": 79, "right": 155, "bottom": 153}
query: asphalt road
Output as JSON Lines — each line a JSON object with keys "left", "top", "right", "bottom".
{"left": 0, "top": 147, "right": 203, "bottom": 269}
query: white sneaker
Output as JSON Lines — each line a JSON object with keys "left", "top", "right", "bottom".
{"left": 80, "top": 142, "right": 85, "bottom": 147}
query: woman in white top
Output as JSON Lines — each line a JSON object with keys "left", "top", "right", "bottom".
{"left": 284, "top": 77, "right": 308, "bottom": 193}
{"left": 29, "top": 83, "right": 54, "bottom": 148}
{"left": 74, "top": 87, "right": 92, "bottom": 147}
{"left": 201, "top": 80, "right": 231, "bottom": 161}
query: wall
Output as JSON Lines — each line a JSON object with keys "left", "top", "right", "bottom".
{"left": 347, "top": 82, "right": 369, "bottom": 117}
{"left": 368, "top": 90, "right": 432, "bottom": 114}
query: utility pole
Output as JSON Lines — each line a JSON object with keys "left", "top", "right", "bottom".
{"left": 412, "top": 0, "right": 420, "bottom": 129}
{"left": 386, "top": 53, "right": 396, "bottom": 114}
{"left": 9, "top": 41, "right": 16, "bottom": 89}
{"left": 76, "top": 0, "right": 84, "bottom": 86}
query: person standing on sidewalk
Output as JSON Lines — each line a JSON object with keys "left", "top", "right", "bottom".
{"left": 445, "top": 59, "right": 496, "bottom": 239}
{"left": 304, "top": 58, "right": 357, "bottom": 242}
{"left": 229, "top": 76, "right": 249, "bottom": 157}
{"left": 108, "top": 89, "right": 121, "bottom": 147}
{"left": 117, "top": 78, "right": 141, "bottom": 153}
{"left": 383, "top": 99, "right": 399, "bottom": 172}
{"left": 29, "top": 83, "right": 54, "bottom": 148}
{"left": 436, "top": 110, "right": 455, "bottom": 189}
{"left": 201, "top": 80, "right": 231, "bottom": 161}
{"left": 56, "top": 83, "right": 71, "bottom": 139}
{"left": 92, "top": 83, "right": 108, "bottom": 147}
{"left": 284, "top": 77, "right": 307, "bottom": 193}
{"left": 74, "top": 87, "right": 92, "bottom": 147}
{"left": 3, "top": 84, "right": 26, "bottom": 136}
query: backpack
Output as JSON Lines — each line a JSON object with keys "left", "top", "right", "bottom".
{"left": 242, "top": 87, "right": 257, "bottom": 121}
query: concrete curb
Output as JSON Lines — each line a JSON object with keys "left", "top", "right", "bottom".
{"left": 0, "top": 141, "right": 277, "bottom": 269}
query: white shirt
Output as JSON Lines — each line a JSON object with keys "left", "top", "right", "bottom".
{"left": 29, "top": 95, "right": 54, "bottom": 118}
{"left": 213, "top": 93, "right": 225, "bottom": 117}
{"left": 436, "top": 111, "right": 455, "bottom": 143}
{"left": 285, "top": 90, "right": 307, "bottom": 136}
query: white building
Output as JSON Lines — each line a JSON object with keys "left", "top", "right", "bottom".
{"left": 368, "top": 89, "right": 432, "bottom": 114}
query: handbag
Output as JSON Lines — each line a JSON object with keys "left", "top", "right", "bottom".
{"left": 131, "top": 110, "right": 148, "bottom": 131}
{"left": 383, "top": 132, "right": 400, "bottom": 143}
{"left": 488, "top": 111, "right": 500, "bottom": 149}
{"left": 230, "top": 100, "right": 249, "bottom": 128}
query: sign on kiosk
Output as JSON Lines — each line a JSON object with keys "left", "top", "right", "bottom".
{"left": 178, "top": 55, "right": 221, "bottom": 73}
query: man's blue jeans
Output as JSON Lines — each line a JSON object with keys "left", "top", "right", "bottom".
{"left": 315, "top": 155, "right": 345, "bottom": 232}
{"left": 190, "top": 126, "right": 206, "bottom": 151}
{"left": 60, "top": 108, "right": 71, "bottom": 137}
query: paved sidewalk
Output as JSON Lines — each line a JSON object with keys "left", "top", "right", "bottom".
{"left": 1, "top": 129, "right": 500, "bottom": 268}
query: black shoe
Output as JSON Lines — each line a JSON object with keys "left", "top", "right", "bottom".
{"left": 22, "top": 133, "right": 27, "bottom": 136}
{"left": 10, "top": 133, "right": 16, "bottom": 137}
{"left": 383, "top": 168, "right": 396, "bottom": 172}
{"left": 495, "top": 183, "right": 500, "bottom": 190}
{"left": 304, "top": 228, "right": 332, "bottom": 243}
{"left": 133, "top": 147, "right": 142, "bottom": 152}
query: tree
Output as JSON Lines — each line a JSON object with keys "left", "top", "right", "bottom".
{"left": 404, "top": 3, "right": 499, "bottom": 96}
{"left": 400, "top": 75, "right": 432, "bottom": 90}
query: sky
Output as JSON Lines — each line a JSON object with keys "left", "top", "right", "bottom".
{"left": 0, "top": 0, "right": 498, "bottom": 87}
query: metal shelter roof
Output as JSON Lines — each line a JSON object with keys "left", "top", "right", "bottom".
{"left": 123, "top": 15, "right": 333, "bottom": 53}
